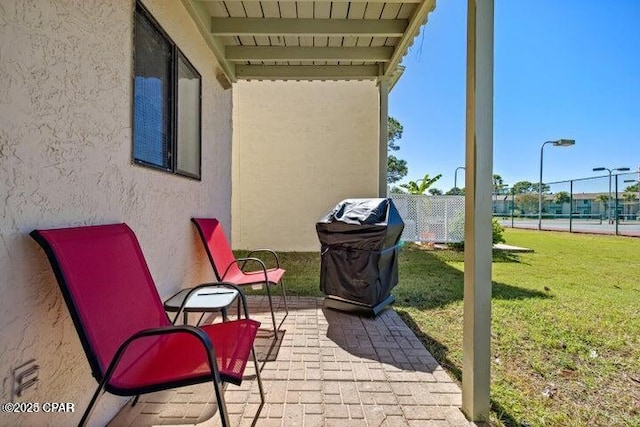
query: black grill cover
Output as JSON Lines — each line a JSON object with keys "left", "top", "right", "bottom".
{"left": 316, "top": 198, "right": 404, "bottom": 306}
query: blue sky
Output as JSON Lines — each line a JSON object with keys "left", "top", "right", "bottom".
{"left": 389, "top": 0, "right": 640, "bottom": 192}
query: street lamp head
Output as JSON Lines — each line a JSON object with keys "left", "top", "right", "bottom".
{"left": 624, "top": 179, "right": 636, "bottom": 183}
{"left": 538, "top": 138, "right": 575, "bottom": 230}
{"left": 552, "top": 139, "right": 575, "bottom": 147}
{"left": 591, "top": 166, "right": 631, "bottom": 223}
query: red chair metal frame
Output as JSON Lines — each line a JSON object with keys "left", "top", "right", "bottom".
{"left": 191, "top": 218, "right": 289, "bottom": 339}
{"left": 30, "top": 224, "right": 264, "bottom": 427}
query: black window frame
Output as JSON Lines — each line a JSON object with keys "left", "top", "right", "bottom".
{"left": 132, "top": 1, "right": 202, "bottom": 180}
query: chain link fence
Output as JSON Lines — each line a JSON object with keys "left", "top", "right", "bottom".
{"left": 390, "top": 171, "right": 639, "bottom": 242}
{"left": 494, "top": 171, "right": 640, "bottom": 237}
{"left": 390, "top": 194, "right": 465, "bottom": 243}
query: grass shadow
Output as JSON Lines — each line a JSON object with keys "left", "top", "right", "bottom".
{"left": 397, "top": 311, "right": 462, "bottom": 379}
{"left": 492, "top": 250, "right": 525, "bottom": 263}
{"left": 396, "top": 247, "right": 553, "bottom": 426}
{"left": 398, "top": 312, "right": 526, "bottom": 427}
{"left": 396, "top": 249, "right": 550, "bottom": 311}
{"left": 425, "top": 247, "right": 525, "bottom": 264}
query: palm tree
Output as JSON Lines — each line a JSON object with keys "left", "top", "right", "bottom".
{"left": 595, "top": 194, "right": 609, "bottom": 218}
{"left": 400, "top": 173, "right": 443, "bottom": 195}
{"left": 492, "top": 174, "right": 505, "bottom": 213}
{"left": 492, "top": 174, "right": 504, "bottom": 195}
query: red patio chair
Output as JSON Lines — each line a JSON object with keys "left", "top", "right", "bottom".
{"left": 191, "top": 218, "right": 288, "bottom": 339}
{"left": 30, "top": 223, "right": 264, "bottom": 427}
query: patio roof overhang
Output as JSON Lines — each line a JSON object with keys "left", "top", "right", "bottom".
{"left": 181, "top": 0, "right": 435, "bottom": 85}
{"left": 181, "top": 0, "right": 495, "bottom": 422}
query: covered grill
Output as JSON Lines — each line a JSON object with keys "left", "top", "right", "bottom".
{"left": 316, "top": 198, "right": 404, "bottom": 316}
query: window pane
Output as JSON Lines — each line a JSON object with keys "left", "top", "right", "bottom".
{"left": 176, "top": 52, "right": 201, "bottom": 178}
{"left": 133, "top": 7, "right": 172, "bottom": 170}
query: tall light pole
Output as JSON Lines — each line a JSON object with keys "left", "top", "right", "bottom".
{"left": 593, "top": 166, "right": 630, "bottom": 222}
{"left": 454, "top": 166, "right": 465, "bottom": 190}
{"left": 538, "top": 139, "right": 575, "bottom": 230}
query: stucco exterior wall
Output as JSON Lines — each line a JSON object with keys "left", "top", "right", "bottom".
{"left": 232, "top": 80, "right": 380, "bottom": 252}
{"left": 0, "top": 1, "right": 231, "bottom": 425}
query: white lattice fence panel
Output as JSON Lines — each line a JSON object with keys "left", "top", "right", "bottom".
{"left": 390, "top": 195, "right": 465, "bottom": 243}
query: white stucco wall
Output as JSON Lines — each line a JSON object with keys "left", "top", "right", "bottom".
{"left": 0, "top": 1, "right": 232, "bottom": 425}
{"left": 232, "top": 80, "right": 380, "bottom": 252}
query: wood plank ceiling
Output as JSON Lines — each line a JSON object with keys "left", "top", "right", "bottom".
{"left": 181, "top": 0, "right": 436, "bottom": 82}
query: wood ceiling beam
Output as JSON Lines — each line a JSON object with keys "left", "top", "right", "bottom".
{"left": 199, "top": 0, "right": 420, "bottom": 3}
{"left": 211, "top": 18, "right": 408, "bottom": 37}
{"left": 226, "top": 46, "right": 394, "bottom": 62}
{"left": 235, "top": 65, "right": 380, "bottom": 79}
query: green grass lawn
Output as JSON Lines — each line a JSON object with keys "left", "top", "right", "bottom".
{"left": 258, "top": 229, "right": 640, "bottom": 426}
{"left": 396, "top": 230, "right": 640, "bottom": 426}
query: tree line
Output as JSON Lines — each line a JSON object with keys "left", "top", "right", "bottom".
{"left": 387, "top": 116, "right": 639, "bottom": 202}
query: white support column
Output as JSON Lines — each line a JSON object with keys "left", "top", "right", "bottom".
{"left": 379, "top": 79, "right": 389, "bottom": 197}
{"left": 462, "top": 0, "right": 494, "bottom": 421}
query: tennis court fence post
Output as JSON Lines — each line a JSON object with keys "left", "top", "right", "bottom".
{"left": 569, "top": 180, "right": 573, "bottom": 233}
{"left": 511, "top": 189, "right": 514, "bottom": 228}
{"left": 615, "top": 176, "right": 619, "bottom": 236}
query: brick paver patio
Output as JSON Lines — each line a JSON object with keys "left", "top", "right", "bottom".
{"left": 109, "top": 296, "right": 471, "bottom": 426}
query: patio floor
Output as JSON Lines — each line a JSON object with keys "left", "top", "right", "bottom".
{"left": 109, "top": 296, "right": 471, "bottom": 426}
